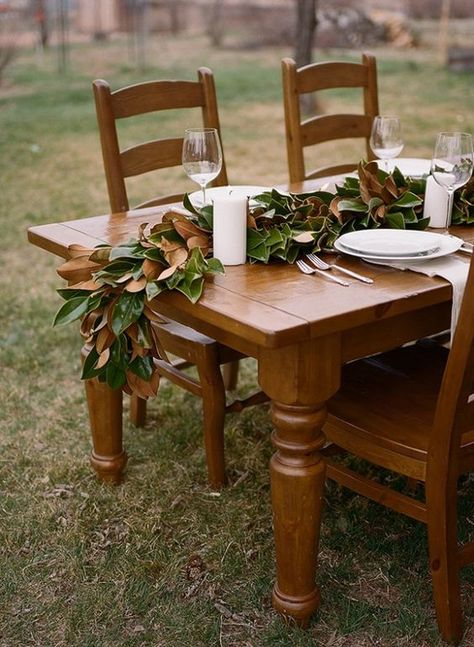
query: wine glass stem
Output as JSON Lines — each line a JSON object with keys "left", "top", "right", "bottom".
{"left": 446, "top": 189, "right": 454, "bottom": 228}
{"left": 202, "top": 184, "right": 207, "bottom": 205}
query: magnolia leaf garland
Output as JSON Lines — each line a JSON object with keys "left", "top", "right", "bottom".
{"left": 54, "top": 216, "right": 224, "bottom": 398}
{"left": 53, "top": 161, "right": 471, "bottom": 396}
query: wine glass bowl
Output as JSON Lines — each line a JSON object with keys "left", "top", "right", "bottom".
{"left": 182, "top": 127, "right": 222, "bottom": 204}
{"left": 370, "top": 116, "right": 404, "bottom": 172}
{"left": 430, "top": 131, "right": 473, "bottom": 228}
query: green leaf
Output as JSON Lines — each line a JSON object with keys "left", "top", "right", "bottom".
{"left": 392, "top": 191, "right": 422, "bottom": 208}
{"left": 129, "top": 355, "right": 154, "bottom": 380}
{"left": 176, "top": 275, "right": 204, "bottom": 303}
{"left": 145, "top": 281, "right": 164, "bottom": 301}
{"left": 206, "top": 257, "right": 225, "bottom": 274}
{"left": 338, "top": 199, "right": 368, "bottom": 213}
{"left": 111, "top": 292, "right": 144, "bottom": 335}
{"left": 183, "top": 193, "right": 200, "bottom": 215}
{"left": 109, "top": 245, "right": 141, "bottom": 260}
{"left": 143, "top": 247, "right": 164, "bottom": 262}
{"left": 57, "top": 288, "right": 96, "bottom": 300}
{"left": 385, "top": 212, "right": 406, "bottom": 229}
{"left": 81, "top": 345, "right": 103, "bottom": 379}
{"left": 105, "top": 363, "right": 127, "bottom": 389}
{"left": 53, "top": 295, "right": 90, "bottom": 327}
{"left": 136, "top": 318, "right": 153, "bottom": 348}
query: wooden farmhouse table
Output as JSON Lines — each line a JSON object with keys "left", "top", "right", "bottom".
{"left": 27, "top": 180, "right": 474, "bottom": 627}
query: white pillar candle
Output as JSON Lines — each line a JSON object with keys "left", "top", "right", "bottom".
{"left": 423, "top": 175, "right": 451, "bottom": 228}
{"left": 212, "top": 194, "right": 248, "bottom": 265}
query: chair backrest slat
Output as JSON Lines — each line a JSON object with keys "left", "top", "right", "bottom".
{"left": 111, "top": 81, "right": 205, "bottom": 119}
{"left": 296, "top": 61, "right": 369, "bottom": 94}
{"left": 282, "top": 53, "right": 379, "bottom": 183}
{"left": 93, "top": 67, "right": 228, "bottom": 214}
{"left": 301, "top": 114, "right": 373, "bottom": 148}
{"left": 121, "top": 139, "right": 184, "bottom": 177}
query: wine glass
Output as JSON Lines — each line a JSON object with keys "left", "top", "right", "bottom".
{"left": 370, "top": 116, "right": 404, "bottom": 172}
{"left": 182, "top": 127, "right": 223, "bottom": 205}
{"left": 430, "top": 131, "right": 473, "bottom": 228}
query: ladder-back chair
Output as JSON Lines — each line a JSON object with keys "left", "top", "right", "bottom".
{"left": 92, "top": 69, "right": 256, "bottom": 488}
{"left": 93, "top": 67, "right": 228, "bottom": 212}
{"left": 281, "top": 53, "right": 379, "bottom": 183}
{"left": 323, "top": 253, "right": 474, "bottom": 643}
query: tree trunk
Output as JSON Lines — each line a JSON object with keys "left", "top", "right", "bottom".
{"left": 295, "top": 0, "right": 317, "bottom": 69}
{"left": 208, "top": 0, "right": 224, "bottom": 47}
{"left": 438, "top": 0, "right": 451, "bottom": 66}
{"left": 294, "top": 0, "right": 319, "bottom": 114}
{"left": 34, "top": 0, "right": 49, "bottom": 48}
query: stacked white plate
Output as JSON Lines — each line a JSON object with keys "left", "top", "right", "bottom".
{"left": 334, "top": 229, "right": 464, "bottom": 262}
{"left": 383, "top": 158, "right": 431, "bottom": 177}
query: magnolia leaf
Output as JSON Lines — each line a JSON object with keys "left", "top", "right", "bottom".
{"left": 173, "top": 218, "right": 204, "bottom": 241}
{"left": 142, "top": 258, "right": 164, "bottom": 280}
{"left": 105, "top": 363, "right": 127, "bottom": 389}
{"left": 89, "top": 246, "right": 112, "bottom": 263}
{"left": 67, "top": 244, "right": 97, "bottom": 259}
{"left": 187, "top": 234, "right": 210, "bottom": 251}
{"left": 81, "top": 345, "right": 102, "bottom": 380}
{"left": 57, "top": 257, "right": 101, "bottom": 283}
{"left": 126, "top": 369, "right": 159, "bottom": 399}
{"left": 392, "top": 191, "right": 423, "bottom": 208}
{"left": 337, "top": 198, "right": 368, "bottom": 213}
{"left": 96, "top": 325, "right": 116, "bottom": 353}
{"left": 292, "top": 231, "right": 314, "bottom": 244}
{"left": 385, "top": 211, "right": 406, "bottom": 229}
{"left": 145, "top": 281, "right": 165, "bottom": 301}
{"left": 97, "top": 348, "right": 111, "bottom": 369}
{"left": 125, "top": 276, "right": 147, "bottom": 293}
{"left": 129, "top": 355, "right": 154, "bottom": 381}
{"left": 157, "top": 265, "right": 179, "bottom": 281}
{"left": 166, "top": 247, "right": 189, "bottom": 268}
{"left": 206, "top": 257, "right": 225, "bottom": 274}
{"left": 109, "top": 245, "right": 141, "bottom": 260}
{"left": 182, "top": 193, "right": 201, "bottom": 215}
{"left": 176, "top": 275, "right": 205, "bottom": 303}
{"left": 57, "top": 287, "right": 94, "bottom": 300}
{"left": 408, "top": 216, "right": 430, "bottom": 230}
{"left": 113, "top": 272, "right": 134, "bottom": 284}
{"left": 53, "top": 295, "right": 90, "bottom": 326}
{"left": 143, "top": 247, "right": 164, "bottom": 262}
{"left": 111, "top": 292, "right": 144, "bottom": 336}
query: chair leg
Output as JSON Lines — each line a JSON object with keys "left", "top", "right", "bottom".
{"left": 426, "top": 480, "right": 463, "bottom": 643}
{"left": 222, "top": 360, "right": 239, "bottom": 391}
{"left": 130, "top": 394, "right": 147, "bottom": 427}
{"left": 196, "top": 349, "right": 228, "bottom": 489}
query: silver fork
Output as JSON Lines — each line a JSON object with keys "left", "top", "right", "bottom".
{"left": 296, "top": 259, "right": 349, "bottom": 286}
{"left": 306, "top": 253, "right": 374, "bottom": 284}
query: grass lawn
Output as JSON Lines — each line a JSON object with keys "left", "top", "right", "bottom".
{"left": 1, "top": 30, "right": 474, "bottom": 646}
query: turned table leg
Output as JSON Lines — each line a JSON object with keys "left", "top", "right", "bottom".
{"left": 259, "top": 336, "right": 341, "bottom": 627}
{"left": 270, "top": 401, "right": 327, "bottom": 625}
{"left": 81, "top": 347, "right": 127, "bottom": 483}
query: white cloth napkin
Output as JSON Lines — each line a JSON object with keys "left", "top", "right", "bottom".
{"left": 376, "top": 255, "right": 470, "bottom": 341}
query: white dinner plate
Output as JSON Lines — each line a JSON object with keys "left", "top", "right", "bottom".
{"left": 383, "top": 158, "right": 431, "bottom": 177}
{"left": 189, "top": 185, "right": 271, "bottom": 207}
{"left": 334, "top": 231, "right": 464, "bottom": 262}
{"left": 337, "top": 229, "right": 442, "bottom": 257}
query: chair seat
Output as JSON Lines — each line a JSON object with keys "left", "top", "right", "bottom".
{"left": 152, "top": 317, "right": 244, "bottom": 365}
{"left": 326, "top": 342, "right": 448, "bottom": 475}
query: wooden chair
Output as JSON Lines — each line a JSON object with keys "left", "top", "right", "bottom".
{"left": 93, "top": 68, "right": 228, "bottom": 212}
{"left": 281, "top": 53, "right": 379, "bottom": 183}
{"left": 92, "top": 69, "right": 257, "bottom": 488}
{"left": 323, "top": 253, "right": 474, "bottom": 643}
